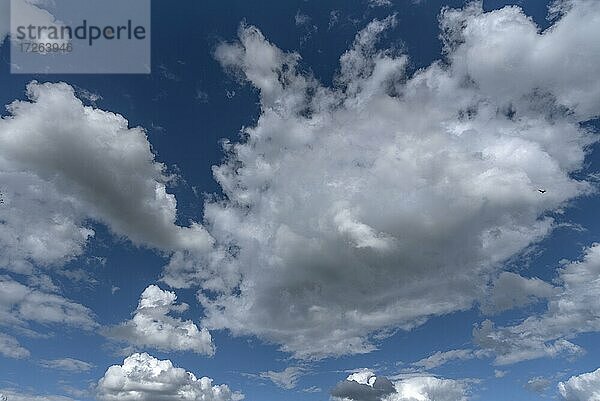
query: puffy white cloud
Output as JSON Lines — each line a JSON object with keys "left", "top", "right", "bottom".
{"left": 331, "top": 370, "right": 469, "bottom": 401}
{"left": 0, "top": 274, "right": 96, "bottom": 330}
{"left": 0, "top": 81, "right": 211, "bottom": 272}
{"left": 164, "top": 0, "right": 599, "bottom": 359}
{"left": 442, "top": 0, "right": 600, "bottom": 121}
{"left": 559, "top": 368, "right": 600, "bottom": 401}
{"left": 0, "top": 332, "right": 30, "bottom": 359}
{"left": 480, "top": 272, "right": 555, "bottom": 314}
{"left": 475, "top": 243, "right": 600, "bottom": 364}
{"left": 259, "top": 366, "right": 305, "bottom": 389}
{"left": 107, "top": 285, "right": 214, "bottom": 355}
{"left": 39, "top": 357, "right": 94, "bottom": 372}
{"left": 387, "top": 376, "right": 469, "bottom": 401}
{"left": 96, "top": 352, "right": 244, "bottom": 401}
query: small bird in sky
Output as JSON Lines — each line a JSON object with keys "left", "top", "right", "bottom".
{"left": 538, "top": 189, "right": 546, "bottom": 194}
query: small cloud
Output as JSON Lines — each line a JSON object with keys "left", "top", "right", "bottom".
{"left": 525, "top": 376, "right": 551, "bottom": 393}
{"left": 150, "top": 122, "right": 166, "bottom": 134}
{"left": 259, "top": 366, "right": 306, "bottom": 390}
{"left": 412, "top": 349, "right": 487, "bottom": 370}
{"left": 157, "top": 64, "right": 181, "bottom": 82}
{"left": 494, "top": 370, "right": 507, "bottom": 378}
{"left": 368, "top": 0, "right": 392, "bottom": 7}
{"left": 105, "top": 285, "right": 214, "bottom": 355}
{"left": 196, "top": 89, "right": 209, "bottom": 103}
{"left": 74, "top": 87, "right": 102, "bottom": 105}
{"left": 295, "top": 10, "right": 311, "bottom": 26}
{"left": 328, "top": 10, "right": 340, "bottom": 30}
{"left": 111, "top": 286, "right": 120, "bottom": 294}
{"left": 39, "top": 358, "right": 94, "bottom": 372}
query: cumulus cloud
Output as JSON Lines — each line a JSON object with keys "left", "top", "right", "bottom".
{"left": 0, "top": 332, "right": 30, "bottom": 359}
{"left": 442, "top": 0, "right": 600, "bottom": 121}
{"left": 294, "top": 10, "right": 311, "bottom": 27}
{"left": 475, "top": 243, "right": 600, "bottom": 364}
{"left": 331, "top": 369, "right": 469, "bottom": 401}
{"left": 259, "top": 366, "right": 305, "bottom": 389}
{"left": 0, "top": 275, "right": 96, "bottom": 330}
{"left": 558, "top": 367, "right": 600, "bottom": 401}
{"left": 163, "top": 0, "right": 599, "bottom": 359}
{"left": 107, "top": 285, "right": 214, "bottom": 355}
{"left": 0, "top": 81, "right": 211, "bottom": 272}
{"left": 39, "top": 357, "right": 94, "bottom": 372}
{"left": 96, "top": 352, "right": 243, "bottom": 401}
{"left": 386, "top": 376, "right": 469, "bottom": 401}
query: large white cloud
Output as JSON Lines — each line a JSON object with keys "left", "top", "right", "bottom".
{"left": 162, "top": 0, "right": 599, "bottom": 359}
{"left": 0, "top": 81, "right": 212, "bottom": 273}
{"left": 331, "top": 369, "right": 469, "bottom": 401}
{"left": 559, "top": 368, "right": 600, "bottom": 401}
{"left": 107, "top": 285, "right": 214, "bottom": 355}
{"left": 96, "top": 352, "right": 244, "bottom": 401}
{"left": 475, "top": 243, "right": 600, "bottom": 364}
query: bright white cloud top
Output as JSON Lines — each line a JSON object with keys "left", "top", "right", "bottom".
{"left": 559, "top": 367, "right": 600, "bottom": 401}
{"left": 107, "top": 285, "right": 214, "bottom": 355}
{"left": 96, "top": 353, "right": 244, "bottom": 401}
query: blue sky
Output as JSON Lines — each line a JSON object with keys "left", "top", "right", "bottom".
{"left": 1, "top": 1, "right": 600, "bottom": 401}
